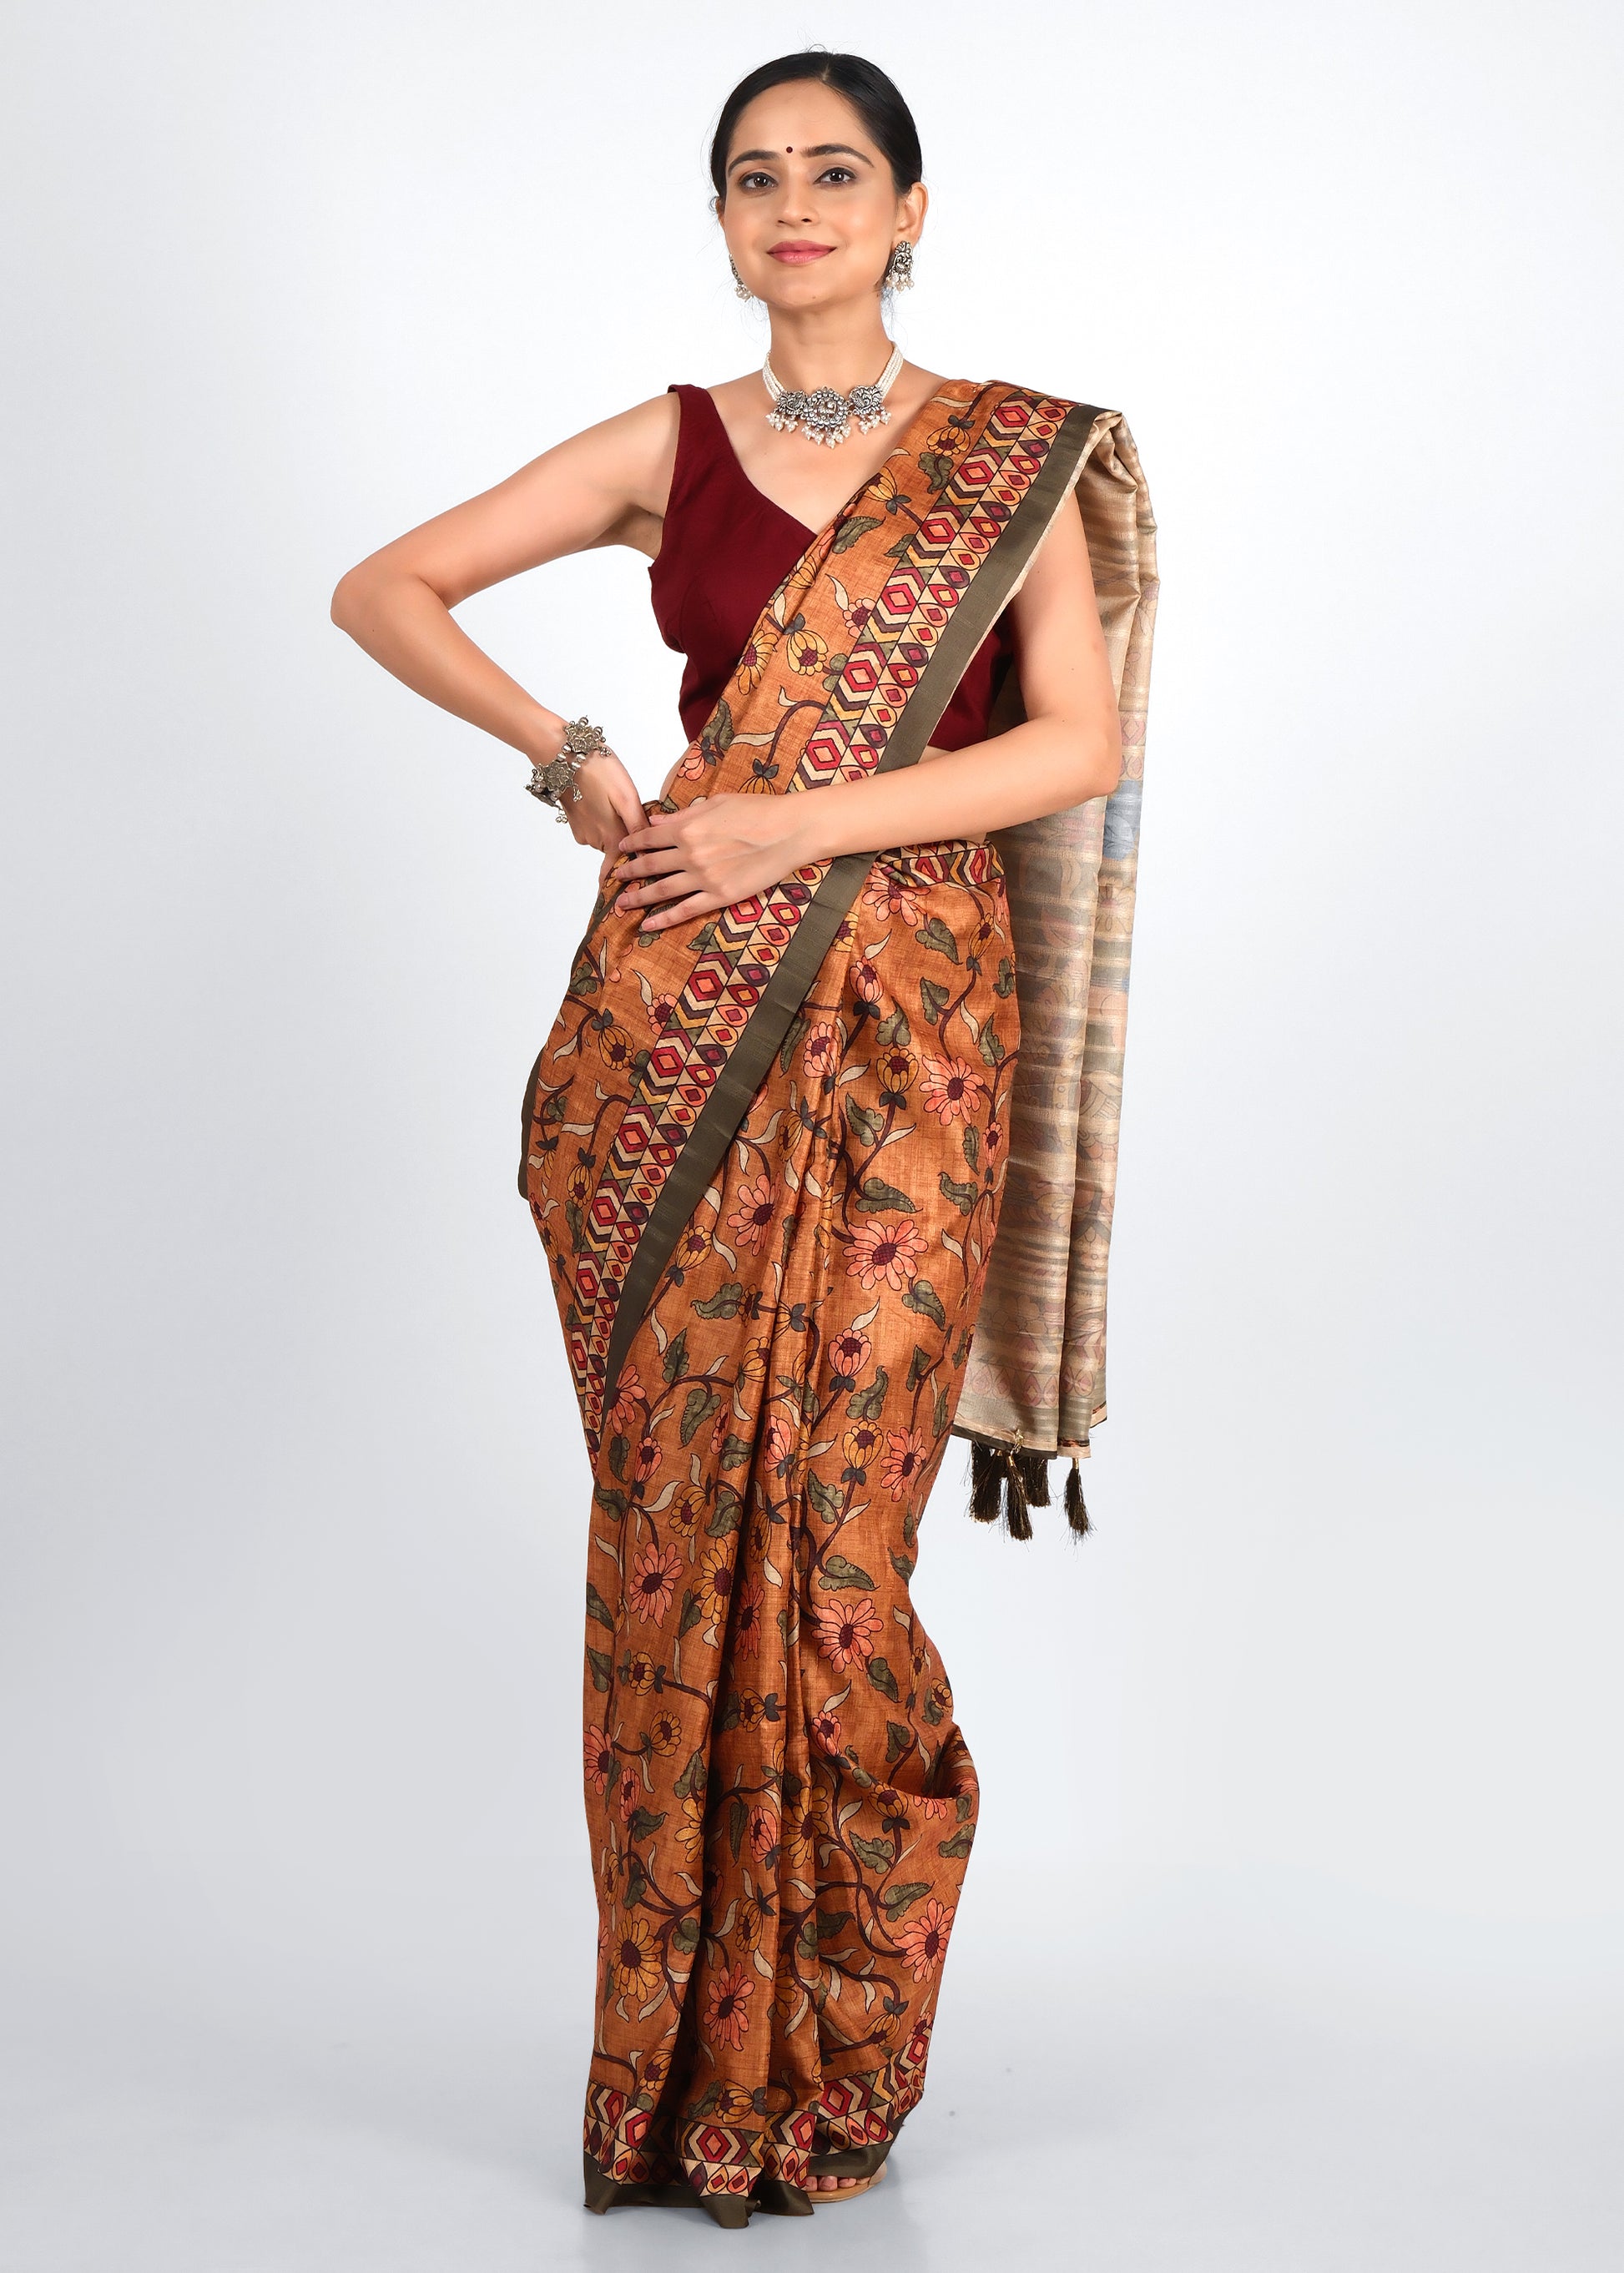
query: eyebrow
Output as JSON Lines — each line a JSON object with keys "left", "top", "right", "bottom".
{"left": 727, "top": 143, "right": 874, "bottom": 174}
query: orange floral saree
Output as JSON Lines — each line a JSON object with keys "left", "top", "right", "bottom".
{"left": 519, "top": 380, "right": 1155, "bottom": 2219}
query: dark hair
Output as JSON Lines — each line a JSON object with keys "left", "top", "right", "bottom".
{"left": 709, "top": 52, "right": 923, "bottom": 201}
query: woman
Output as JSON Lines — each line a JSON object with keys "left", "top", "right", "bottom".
{"left": 332, "top": 50, "right": 1155, "bottom": 2225}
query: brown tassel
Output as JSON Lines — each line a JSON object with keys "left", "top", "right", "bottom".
{"left": 969, "top": 1439, "right": 1003, "bottom": 1524}
{"left": 1001, "top": 1446, "right": 1034, "bottom": 1540}
{"left": 1015, "top": 1448, "right": 1052, "bottom": 1507}
{"left": 1064, "top": 1456, "right": 1091, "bottom": 1537}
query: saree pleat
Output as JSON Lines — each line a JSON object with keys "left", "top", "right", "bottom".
{"left": 519, "top": 381, "right": 1122, "bottom": 2202}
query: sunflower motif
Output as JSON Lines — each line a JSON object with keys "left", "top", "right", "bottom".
{"left": 612, "top": 1915, "right": 663, "bottom": 1998}
{"left": 704, "top": 1964, "right": 755, "bottom": 2050}
{"left": 736, "top": 1337, "right": 769, "bottom": 1386}
{"left": 699, "top": 1542, "right": 735, "bottom": 1616}
{"left": 812, "top": 1595, "right": 883, "bottom": 1670}
{"left": 746, "top": 1804, "right": 779, "bottom": 1862}
{"left": 677, "top": 1792, "right": 706, "bottom": 1861}
{"left": 893, "top": 1897, "right": 955, "bottom": 1982}
{"left": 595, "top": 1021, "right": 636, "bottom": 1071}
{"left": 862, "top": 871, "right": 922, "bottom": 926}
{"left": 673, "top": 1223, "right": 710, "bottom": 1271}
{"left": 629, "top": 1542, "right": 683, "bottom": 1625}
{"left": 734, "top": 1897, "right": 764, "bottom": 1953}
{"left": 733, "top": 1580, "right": 765, "bottom": 1657}
{"left": 583, "top": 1726, "right": 616, "bottom": 1793}
{"left": 567, "top": 1160, "right": 594, "bottom": 1205}
{"left": 726, "top": 1172, "right": 777, "bottom": 1253}
{"left": 845, "top": 1217, "right": 926, "bottom": 1292}
{"left": 735, "top": 637, "right": 765, "bottom": 693}
{"left": 809, "top": 1706, "right": 844, "bottom": 1755}
{"left": 734, "top": 1689, "right": 768, "bottom": 1730}
{"left": 633, "top": 1434, "right": 663, "bottom": 1485}
{"left": 762, "top": 1414, "right": 798, "bottom": 1478}
{"left": 667, "top": 1484, "right": 705, "bottom": 1540}
{"left": 648, "top": 1707, "right": 683, "bottom": 1756}
{"left": 623, "top": 1649, "right": 658, "bottom": 1696}
{"left": 714, "top": 2080, "right": 756, "bottom": 2123}
{"left": 881, "top": 1427, "right": 929, "bottom": 1501}
{"left": 919, "top": 1055, "right": 990, "bottom": 1124}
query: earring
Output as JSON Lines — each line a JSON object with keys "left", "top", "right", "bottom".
{"left": 883, "top": 240, "right": 915, "bottom": 291}
{"left": 729, "top": 257, "right": 754, "bottom": 302}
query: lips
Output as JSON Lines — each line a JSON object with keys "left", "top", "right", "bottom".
{"left": 769, "top": 242, "right": 834, "bottom": 265}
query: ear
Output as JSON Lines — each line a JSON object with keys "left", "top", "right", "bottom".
{"left": 895, "top": 180, "right": 929, "bottom": 240}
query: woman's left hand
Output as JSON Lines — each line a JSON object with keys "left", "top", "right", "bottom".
{"left": 608, "top": 794, "right": 821, "bottom": 931}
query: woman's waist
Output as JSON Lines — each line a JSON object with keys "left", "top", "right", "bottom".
{"left": 871, "top": 837, "right": 1002, "bottom": 890}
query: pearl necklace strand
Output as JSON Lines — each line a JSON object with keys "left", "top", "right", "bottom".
{"left": 762, "top": 342, "right": 905, "bottom": 448}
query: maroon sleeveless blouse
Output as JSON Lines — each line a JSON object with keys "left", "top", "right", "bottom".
{"left": 648, "top": 384, "right": 1013, "bottom": 749}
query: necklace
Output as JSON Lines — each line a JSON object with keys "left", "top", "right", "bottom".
{"left": 762, "top": 342, "right": 905, "bottom": 448}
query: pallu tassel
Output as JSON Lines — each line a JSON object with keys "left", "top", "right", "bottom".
{"left": 966, "top": 1433, "right": 1091, "bottom": 1540}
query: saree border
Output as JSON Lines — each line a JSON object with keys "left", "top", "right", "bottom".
{"left": 597, "top": 398, "right": 1110, "bottom": 1407}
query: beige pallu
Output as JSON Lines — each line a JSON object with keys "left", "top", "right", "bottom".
{"left": 955, "top": 412, "right": 1158, "bottom": 1530}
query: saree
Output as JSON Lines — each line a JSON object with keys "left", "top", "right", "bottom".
{"left": 519, "top": 380, "right": 1155, "bottom": 2210}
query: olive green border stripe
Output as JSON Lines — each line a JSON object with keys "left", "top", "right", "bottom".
{"left": 597, "top": 398, "right": 1107, "bottom": 1406}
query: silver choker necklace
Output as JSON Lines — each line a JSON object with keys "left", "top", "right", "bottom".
{"left": 762, "top": 343, "right": 905, "bottom": 448}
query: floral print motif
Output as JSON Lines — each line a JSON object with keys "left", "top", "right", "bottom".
{"left": 526, "top": 835, "right": 1019, "bottom": 2202}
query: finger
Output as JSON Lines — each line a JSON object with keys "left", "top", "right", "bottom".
{"left": 618, "top": 819, "right": 682, "bottom": 852}
{"left": 618, "top": 867, "right": 695, "bottom": 911}
{"left": 637, "top": 889, "right": 718, "bottom": 933}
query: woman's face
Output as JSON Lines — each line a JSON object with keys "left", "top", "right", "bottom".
{"left": 718, "top": 81, "right": 925, "bottom": 311}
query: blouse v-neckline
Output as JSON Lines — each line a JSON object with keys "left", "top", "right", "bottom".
{"left": 693, "top": 380, "right": 961, "bottom": 544}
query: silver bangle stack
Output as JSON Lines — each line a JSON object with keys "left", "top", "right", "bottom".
{"left": 525, "top": 718, "right": 613, "bottom": 821}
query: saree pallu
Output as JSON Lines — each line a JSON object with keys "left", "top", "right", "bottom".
{"left": 520, "top": 381, "right": 1138, "bottom": 2205}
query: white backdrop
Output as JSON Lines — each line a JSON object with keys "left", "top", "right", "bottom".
{"left": 3, "top": 3, "right": 1620, "bottom": 2267}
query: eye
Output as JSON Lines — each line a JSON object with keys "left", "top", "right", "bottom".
{"left": 817, "top": 165, "right": 858, "bottom": 185}
{"left": 737, "top": 169, "right": 776, "bottom": 192}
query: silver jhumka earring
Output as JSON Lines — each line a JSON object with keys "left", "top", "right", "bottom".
{"left": 883, "top": 239, "right": 916, "bottom": 291}
{"left": 729, "top": 257, "right": 754, "bottom": 302}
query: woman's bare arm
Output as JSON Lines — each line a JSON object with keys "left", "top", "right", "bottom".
{"left": 329, "top": 394, "right": 681, "bottom": 858}
{"left": 612, "top": 497, "right": 1121, "bottom": 929}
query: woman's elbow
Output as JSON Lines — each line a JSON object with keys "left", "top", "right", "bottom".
{"left": 1072, "top": 716, "right": 1122, "bottom": 802}
{"left": 330, "top": 563, "right": 371, "bottom": 633}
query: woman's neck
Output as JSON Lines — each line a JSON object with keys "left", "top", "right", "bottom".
{"left": 762, "top": 306, "right": 897, "bottom": 393}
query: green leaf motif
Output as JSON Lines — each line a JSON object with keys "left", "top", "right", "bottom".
{"left": 670, "top": 1913, "right": 701, "bottom": 1954}
{"left": 728, "top": 1794, "right": 748, "bottom": 1861}
{"left": 885, "top": 1720, "right": 914, "bottom": 1763}
{"left": 880, "top": 1881, "right": 932, "bottom": 1918}
{"left": 977, "top": 1023, "right": 1006, "bottom": 1066}
{"left": 608, "top": 1433, "right": 628, "bottom": 1481}
{"left": 586, "top": 1580, "right": 616, "bottom": 1630}
{"left": 832, "top": 514, "right": 884, "bottom": 553}
{"left": 994, "top": 956, "right": 1016, "bottom": 998}
{"left": 939, "top": 1171, "right": 978, "bottom": 1214}
{"left": 806, "top": 1471, "right": 844, "bottom": 1523}
{"left": 673, "top": 1747, "right": 707, "bottom": 1800}
{"left": 707, "top": 1484, "right": 743, "bottom": 1537}
{"left": 587, "top": 1646, "right": 613, "bottom": 1693}
{"left": 719, "top": 1434, "right": 754, "bottom": 1472}
{"left": 778, "top": 1011, "right": 808, "bottom": 1076}
{"left": 856, "top": 1175, "right": 916, "bottom": 1214}
{"left": 866, "top": 1656, "right": 901, "bottom": 1702}
{"left": 679, "top": 1385, "right": 723, "bottom": 1446}
{"left": 915, "top": 915, "right": 959, "bottom": 963}
{"left": 815, "top": 1908, "right": 854, "bottom": 1941}
{"left": 961, "top": 1126, "right": 981, "bottom": 1171}
{"left": 678, "top": 1588, "right": 704, "bottom": 1637}
{"left": 628, "top": 1807, "right": 667, "bottom": 1843}
{"left": 850, "top": 1831, "right": 896, "bottom": 1873}
{"left": 920, "top": 977, "right": 950, "bottom": 1027}
{"left": 920, "top": 1681, "right": 943, "bottom": 1724}
{"left": 819, "top": 1552, "right": 876, "bottom": 1591}
{"left": 708, "top": 698, "right": 734, "bottom": 752}
{"left": 845, "top": 1095, "right": 886, "bottom": 1147}
{"left": 693, "top": 1282, "right": 744, "bottom": 1319}
{"left": 846, "top": 1364, "right": 890, "bottom": 1421}
{"left": 662, "top": 1329, "right": 688, "bottom": 1385}
{"left": 876, "top": 1006, "right": 911, "bottom": 1047}
{"left": 891, "top": 1550, "right": 917, "bottom": 1585}
{"left": 936, "top": 1823, "right": 976, "bottom": 1858}
{"left": 903, "top": 1278, "right": 947, "bottom": 1329}
{"left": 905, "top": 1343, "right": 932, "bottom": 1392}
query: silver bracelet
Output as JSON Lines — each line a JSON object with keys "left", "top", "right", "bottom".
{"left": 526, "top": 718, "right": 613, "bottom": 822}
